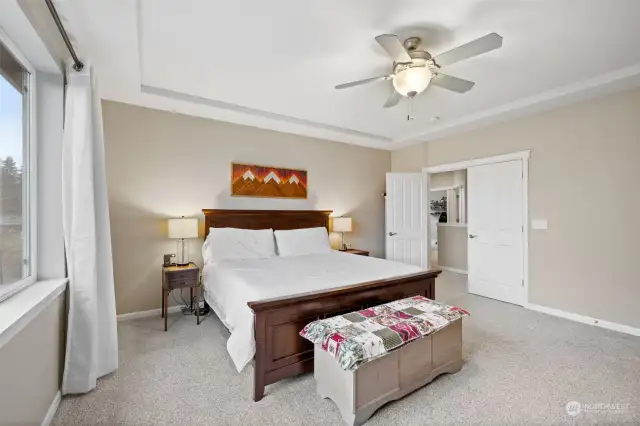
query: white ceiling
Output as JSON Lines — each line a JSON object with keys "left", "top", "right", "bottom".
{"left": 55, "top": 0, "right": 640, "bottom": 150}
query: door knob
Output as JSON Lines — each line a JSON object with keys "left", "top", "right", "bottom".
{"left": 388, "top": 232, "right": 397, "bottom": 236}
{"left": 469, "top": 234, "right": 477, "bottom": 239}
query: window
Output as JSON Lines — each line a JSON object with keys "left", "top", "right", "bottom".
{"left": 0, "top": 36, "right": 35, "bottom": 301}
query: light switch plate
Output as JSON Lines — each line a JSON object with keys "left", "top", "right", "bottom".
{"left": 531, "top": 219, "right": 548, "bottom": 230}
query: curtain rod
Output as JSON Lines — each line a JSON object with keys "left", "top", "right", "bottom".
{"left": 44, "top": 0, "right": 84, "bottom": 71}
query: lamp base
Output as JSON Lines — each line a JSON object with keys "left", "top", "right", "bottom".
{"left": 175, "top": 238, "right": 190, "bottom": 266}
{"left": 339, "top": 232, "right": 348, "bottom": 251}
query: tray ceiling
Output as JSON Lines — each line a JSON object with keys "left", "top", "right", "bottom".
{"left": 55, "top": 0, "right": 640, "bottom": 150}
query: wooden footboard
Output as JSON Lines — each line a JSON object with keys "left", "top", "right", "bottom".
{"left": 247, "top": 269, "right": 441, "bottom": 401}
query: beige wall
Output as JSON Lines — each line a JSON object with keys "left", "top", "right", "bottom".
{"left": 430, "top": 170, "right": 466, "bottom": 190}
{"left": 103, "top": 101, "right": 391, "bottom": 314}
{"left": 392, "top": 88, "right": 640, "bottom": 329}
{"left": 430, "top": 171, "right": 454, "bottom": 189}
{"left": 437, "top": 225, "right": 468, "bottom": 271}
{"left": 0, "top": 293, "right": 65, "bottom": 426}
{"left": 390, "top": 142, "right": 425, "bottom": 173}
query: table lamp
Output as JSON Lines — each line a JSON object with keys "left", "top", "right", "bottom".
{"left": 168, "top": 216, "right": 198, "bottom": 266}
{"left": 332, "top": 217, "right": 352, "bottom": 251}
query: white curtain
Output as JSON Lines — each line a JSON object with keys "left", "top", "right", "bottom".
{"left": 61, "top": 61, "right": 118, "bottom": 394}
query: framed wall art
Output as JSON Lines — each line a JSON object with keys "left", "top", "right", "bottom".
{"left": 231, "top": 163, "right": 307, "bottom": 199}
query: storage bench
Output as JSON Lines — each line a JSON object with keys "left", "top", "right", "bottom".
{"left": 300, "top": 296, "right": 468, "bottom": 426}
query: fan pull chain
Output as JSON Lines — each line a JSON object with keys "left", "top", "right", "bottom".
{"left": 407, "top": 96, "right": 415, "bottom": 121}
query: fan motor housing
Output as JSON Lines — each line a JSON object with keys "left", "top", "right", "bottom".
{"left": 393, "top": 49, "right": 433, "bottom": 74}
{"left": 403, "top": 36, "right": 422, "bottom": 51}
{"left": 402, "top": 36, "right": 433, "bottom": 64}
{"left": 409, "top": 50, "right": 432, "bottom": 62}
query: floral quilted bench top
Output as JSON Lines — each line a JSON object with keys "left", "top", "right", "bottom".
{"left": 300, "top": 295, "right": 469, "bottom": 371}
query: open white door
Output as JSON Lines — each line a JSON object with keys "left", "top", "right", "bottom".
{"left": 385, "top": 173, "right": 429, "bottom": 269}
{"left": 467, "top": 161, "right": 524, "bottom": 305}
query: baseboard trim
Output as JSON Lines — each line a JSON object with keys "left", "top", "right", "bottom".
{"left": 117, "top": 306, "right": 182, "bottom": 322}
{"left": 117, "top": 303, "right": 205, "bottom": 322}
{"left": 526, "top": 303, "right": 640, "bottom": 337}
{"left": 42, "top": 390, "right": 61, "bottom": 426}
{"left": 438, "top": 266, "right": 468, "bottom": 275}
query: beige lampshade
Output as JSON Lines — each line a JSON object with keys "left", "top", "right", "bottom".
{"left": 168, "top": 217, "right": 199, "bottom": 239}
{"left": 332, "top": 217, "right": 352, "bottom": 233}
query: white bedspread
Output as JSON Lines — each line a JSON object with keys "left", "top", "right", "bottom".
{"left": 202, "top": 251, "right": 422, "bottom": 372}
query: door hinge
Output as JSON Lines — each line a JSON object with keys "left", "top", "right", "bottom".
{"left": 522, "top": 279, "right": 524, "bottom": 287}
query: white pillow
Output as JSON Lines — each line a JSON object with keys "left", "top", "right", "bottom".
{"left": 274, "top": 227, "right": 332, "bottom": 257}
{"left": 203, "top": 227, "right": 276, "bottom": 263}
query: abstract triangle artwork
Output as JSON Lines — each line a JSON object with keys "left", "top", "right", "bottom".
{"left": 231, "top": 163, "right": 308, "bottom": 199}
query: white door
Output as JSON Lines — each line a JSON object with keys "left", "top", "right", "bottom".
{"left": 467, "top": 161, "right": 524, "bottom": 305}
{"left": 385, "top": 173, "right": 429, "bottom": 269}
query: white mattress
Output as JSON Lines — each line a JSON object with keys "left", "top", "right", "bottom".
{"left": 202, "top": 251, "right": 422, "bottom": 372}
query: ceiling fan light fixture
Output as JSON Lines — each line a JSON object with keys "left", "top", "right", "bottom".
{"left": 392, "top": 66, "right": 433, "bottom": 97}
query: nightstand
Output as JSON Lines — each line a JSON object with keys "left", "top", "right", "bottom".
{"left": 162, "top": 262, "right": 201, "bottom": 331}
{"left": 342, "top": 249, "right": 369, "bottom": 256}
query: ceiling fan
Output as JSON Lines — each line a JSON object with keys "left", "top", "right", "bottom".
{"left": 335, "top": 32, "right": 503, "bottom": 108}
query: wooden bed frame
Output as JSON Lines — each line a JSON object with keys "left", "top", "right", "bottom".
{"left": 202, "top": 209, "right": 441, "bottom": 402}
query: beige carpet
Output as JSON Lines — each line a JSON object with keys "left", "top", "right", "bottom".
{"left": 53, "top": 278, "right": 640, "bottom": 425}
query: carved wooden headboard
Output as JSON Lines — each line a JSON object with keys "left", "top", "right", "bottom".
{"left": 202, "top": 209, "right": 332, "bottom": 238}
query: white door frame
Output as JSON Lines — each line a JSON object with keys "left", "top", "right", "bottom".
{"left": 423, "top": 150, "right": 530, "bottom": 305}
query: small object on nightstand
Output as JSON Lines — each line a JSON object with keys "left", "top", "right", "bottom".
{"left": 163, "top": 253, "right": 176, "bottom": 267}
{"left": 342, "top": 249, "right": 369, "bottom": 256}
{"left": 161, "top": 262, "right": 201, "bottom": 331}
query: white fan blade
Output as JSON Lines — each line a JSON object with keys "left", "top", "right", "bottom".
{"left": 335, "top": 75, "right": 391, "bottom": 89}
{"left": 375, "top": 34, "right": 412, "bottom": 63}
{"left": 431, "top": 73, "right": 475, "bottom": 93}
{"left": 383, "top": 89, "right": 401, "bottom": 108}
{"left": 433, "top": 33, "right": 503, "bottom": 67}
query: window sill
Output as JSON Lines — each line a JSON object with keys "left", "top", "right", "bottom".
{"left": 0, "top": 278, "right": 67, "bottom": 350}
